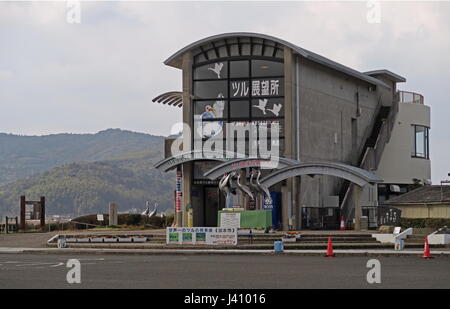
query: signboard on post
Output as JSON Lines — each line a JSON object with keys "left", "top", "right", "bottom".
{"left": 166, "top": 227, "right": 238, "bottom": 246}
{"left": 219, "top": 212, "right": 241, "bottom": 229}
{"left": 176, "top": 170, "right": 182, "bottom": 213}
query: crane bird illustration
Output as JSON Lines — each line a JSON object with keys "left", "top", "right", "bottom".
{"left": 208, "top": 62, "right": 224, "bottom": 78}
{"left": 253, "top": 99, "right": 268, "bottom": 115}
{"left": 267, "top": 103, "right": 283, "bottom": 116}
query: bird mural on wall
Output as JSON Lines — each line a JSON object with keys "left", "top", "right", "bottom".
{"left": 267, "top": 103, "right": 282, "bottom": 116}
{"left": 208, "top": 62, "right": 224, "bottom": 79}
{"left": 197, "top": 93, "right": 225, "bottom": 138}
{"left": 201, "top": 105, "right": 216, "bottom": 119}
{"left": 253, "top": 99, "right": 268, "bottom": 115}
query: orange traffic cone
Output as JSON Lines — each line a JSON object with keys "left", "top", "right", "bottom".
{"left": 422, "top": 237, "right": 434, "bottom": 259}
{"left": 324, "top": 236, "right": 336, "bottom": 257}
{"left": 340, "top": 216, "right": 346, "bottom": 231}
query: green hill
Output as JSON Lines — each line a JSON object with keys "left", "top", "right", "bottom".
{"left": 0, "top": 150, "right": 174, "bottom": 218}
{"left": 0, "top": 128, "right": 165, "bottom": 185}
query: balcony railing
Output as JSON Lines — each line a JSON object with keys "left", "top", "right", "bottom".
{"left": 398, "top": 90, "right": 424, "bottom": 104}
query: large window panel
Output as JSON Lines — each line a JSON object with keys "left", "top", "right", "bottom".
{"left": 194, "top": 100, "right": 227, "bottom": 119}
{"left": 230, "top": 100, "right": 250, "bottom": 118}
{"left": 194, "top": 81, "right": 228, "bottom": 99}
{"left": 194, "top": 62, "right": 228, "bottom": 80}
{"left": 230, "top": 60, "right": 249, "bottom": 78}
{"left": 192, "top": 58, "right": 285, "bottom": 157}
{"left": 252, "top": 60, "right": 283, "bottom": 77}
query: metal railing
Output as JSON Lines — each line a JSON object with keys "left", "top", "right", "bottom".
{"left": 362, "top": 205, "right": 402, "bottom": 228}
{"left": 341, "top": 93, "right": 401, "bottom": 224}
{"left": 398, "top": 90, "right": 424, "bottom": 104}
{"left": 301, "top": 207, "right": 341, "bottom": 230}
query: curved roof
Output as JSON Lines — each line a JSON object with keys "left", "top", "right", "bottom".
{"left": 203, "top": 157, "right": 300, "bottom": 180}
{"left": 164, "top": 32, "right": 389, "bottom": 88}
{"left": 260, "top": 161, "right": 383, "bottom": 188}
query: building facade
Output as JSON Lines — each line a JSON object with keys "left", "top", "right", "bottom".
{"left": 154, "top": 33, "right": 431, "bottom": 230}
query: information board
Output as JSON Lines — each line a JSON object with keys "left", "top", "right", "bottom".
{"left": 166, "top": 227, "right": 238, "bottom": 246}
{"left": 220, "top": 212, "right": 241, "bottom": 229}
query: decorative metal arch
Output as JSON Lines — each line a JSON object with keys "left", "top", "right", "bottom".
{"left": 154, "top": 150, "right": 239, "bottom": 172}
{"left": 203, "top": 157, "right": 300, "bottom": 180}
{"left": 152, "top": 91, "right": 183, "bottom": 108}
{"left": 260, "top": 161, "right": 383, "bottom": 188}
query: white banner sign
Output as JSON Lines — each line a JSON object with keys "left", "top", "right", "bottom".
{"left": 166, "top": 227, "right": 237, "bottom": 246}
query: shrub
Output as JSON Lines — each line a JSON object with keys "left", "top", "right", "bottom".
{"left": 121, "top": 214, "right": 141, "bottom": 226}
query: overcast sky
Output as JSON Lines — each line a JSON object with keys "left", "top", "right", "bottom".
{"left": 0, "top": 1, "right": 449, "bottom": 183}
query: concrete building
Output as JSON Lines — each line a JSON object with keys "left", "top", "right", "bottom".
{"left": 153, "top": 33, "right": 431, "bottom": 230}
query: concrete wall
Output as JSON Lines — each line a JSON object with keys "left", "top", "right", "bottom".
{"left": 375, "top": 102, "right": 431, "bottom": 184}
{"left": 296, "top": 57, "right": 391, "bottom": 207}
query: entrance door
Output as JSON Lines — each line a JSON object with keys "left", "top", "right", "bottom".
{"left": 204, "top": 187, "right": 220, "bottom": 227}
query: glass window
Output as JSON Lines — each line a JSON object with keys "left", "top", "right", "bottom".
{"left": 412, "top": 125, "right": 429, "bottom": 159}
{"left": 230, "top": 60, "right": 249, "bottom": 78}
{"left": 252, "top": 60, "right": 283, "bottom": 77}
{"left": 194, "top": 81, "right": 227, "bottom": 99}
{"left": 192, "top": 57, "right": 285, "bottom": 158}
{"left": 194, "top": 99, "right": 227, "bottom": 119}
{"left": 194, "top": 62, "right": 227, "bottom": 80}
{"left": 230, "top": 100, "right": 250, "bottom": 118}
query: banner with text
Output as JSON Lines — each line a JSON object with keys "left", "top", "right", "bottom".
{"left": 166, "top": 227, "right": 238, "bottom": 246}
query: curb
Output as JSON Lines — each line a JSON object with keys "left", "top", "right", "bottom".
{"left": 2, "top": 247, "right": 450, "bottom": 257}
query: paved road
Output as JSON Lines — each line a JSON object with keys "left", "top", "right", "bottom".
{"left": 0, "top": 253, "right": 449, "bottom": 289}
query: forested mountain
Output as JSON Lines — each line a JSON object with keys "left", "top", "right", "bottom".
{"left": 0, "top": 129, "right": 175, "bottom": 218}
{"left": 0, "top": 129, "right": 165, "bottom": 185}
{"left": 0, "top": 150, "right": 174, "bottom": 218}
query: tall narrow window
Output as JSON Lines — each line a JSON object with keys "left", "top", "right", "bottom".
{"left": 412, "top": 125, "right": 430, "bottom": 159}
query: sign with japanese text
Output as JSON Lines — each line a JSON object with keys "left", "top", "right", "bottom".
{"left": 219, "top": 212, "right": 241, "bottom": 229}
{"left": 176, "top": 170, "right": 182, "bottom": 212}
{"left": 166, "top": 227, "right": 238, "bottom": 246}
